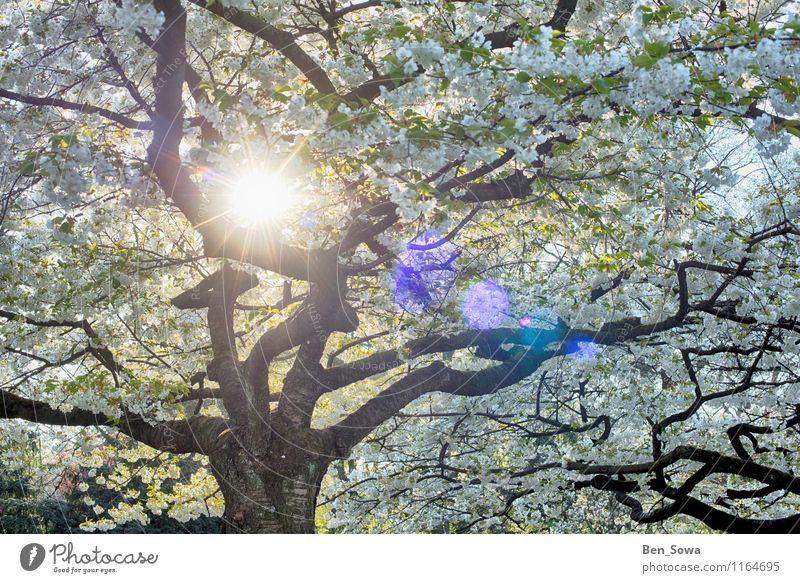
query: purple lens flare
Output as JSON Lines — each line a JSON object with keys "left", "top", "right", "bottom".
{"left": 462, "top": 279, "right": 509, "bottom": 329}
{"left": 394, "top": 230, "right": 458, "bottom": 314}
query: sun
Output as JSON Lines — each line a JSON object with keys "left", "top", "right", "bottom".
{"left": 230, "top": 171, "right": 296, "bottom": 224}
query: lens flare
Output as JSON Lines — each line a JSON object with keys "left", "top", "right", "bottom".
{"left": 564, "top": 335, "right": 602, "bottom": 362}
{"left": 394, "top": 230, "right": 458, "bottom": 314}
{"left": 463, "top": 280, "right": 509, "bottom": 329}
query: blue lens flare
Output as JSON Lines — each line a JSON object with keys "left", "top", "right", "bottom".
{"left": 517, "top": 308, "right": 568, "bottom": 351}
{"left": 299, "top": 213, "right": 316, "bottom": 229}
{"left": 563, "top": 335, "right": 601, "bottom": 362}
{"left": 394, "top": 230, "right": 458, "bottom": 314}
{"left": 462, "top": 280, "right": 509, "bottom": 329}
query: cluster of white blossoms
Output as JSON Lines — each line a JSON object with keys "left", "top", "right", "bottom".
{"left": 97, "top": 0, "right": 165, "bottom": 39}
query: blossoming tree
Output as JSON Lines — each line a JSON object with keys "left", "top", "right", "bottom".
{"left": 1, "top": 0, "right": 800, "bottom": 533}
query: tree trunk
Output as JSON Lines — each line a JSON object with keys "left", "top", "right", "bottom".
{"left": 210, "top": 447, "right": 328, "bottom": 533}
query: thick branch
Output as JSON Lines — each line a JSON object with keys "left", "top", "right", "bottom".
{"left": 320, "top": 325, "right": 566, "bottom": 390}
{"left": 0, "top": 389, "right": 226, "bottom": 454}
{"left": 329, "top": 343, "right": 558, "bottom": 454}
{"left": 245, "top": 290, "right": 358, "bottom": 386}
{"left": 566, "top": 445, "right": 800, "bottom": 496}
{"left": 614, "top": 493, "right": 800, "bottom": 534}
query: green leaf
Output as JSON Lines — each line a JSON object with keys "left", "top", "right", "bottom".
{"left": 786, "top": 125, "right": 800, "bottom": 139}
{"left": 387, "top": 24, "right": 412, "bottom": 39}
{"left": 18, "top": 159, "right": 37, "bottom": 175}
{"left": 644, "top": 41, "right": 670, "bottom": 59}
{"left": 632, "top": 53, "right": 658, "bottom": 68}
{"left": 591, "top": 77, "right": 611, "bottom": 94}
{"left": 534, "top": 77, "right": 561, "bottom": 98}
{"left": 327, "top": 111, "right": 350, "bottom": 129}
{"left": 211, "top": 88, "right": 233, "bottom": 110}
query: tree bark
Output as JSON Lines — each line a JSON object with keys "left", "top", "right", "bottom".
{"left": 209, "top": 430, "right": 332, "bottom": 533}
